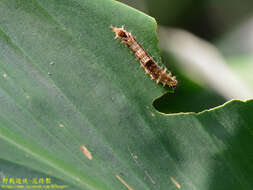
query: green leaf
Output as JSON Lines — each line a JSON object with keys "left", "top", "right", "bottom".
{"left": 0, "top": 1, "right": 253, "bottom": 190}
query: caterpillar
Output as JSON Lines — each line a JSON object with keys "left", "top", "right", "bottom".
{"left": 110, "top": 25, "right": 178, "bottom": 88}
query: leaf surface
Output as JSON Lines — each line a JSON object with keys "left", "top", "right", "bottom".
{"left": 0, "top": 1, "right": 253, "bottom": 190}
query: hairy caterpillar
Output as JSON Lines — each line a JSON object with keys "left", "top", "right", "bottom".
{"left": 110, "top": 25, "right": 178, "bottom": 88}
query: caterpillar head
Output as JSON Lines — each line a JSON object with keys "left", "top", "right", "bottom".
{"left": 110, "top": 25, "right": 129, "bottom": 40}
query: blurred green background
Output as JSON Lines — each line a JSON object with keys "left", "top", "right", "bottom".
{"left": 119, "top": 0, "right": 253, "bottom": 113}
{"left": 119, "top": 0, "right": 253, "bottom": 42}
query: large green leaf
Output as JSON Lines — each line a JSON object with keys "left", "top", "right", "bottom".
{"left": 0, "top": 0, "right": 253, "bottom": 190}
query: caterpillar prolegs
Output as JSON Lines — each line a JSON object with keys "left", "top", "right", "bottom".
{"left": 110, "top": 25, "right": 178, "bottom": 88}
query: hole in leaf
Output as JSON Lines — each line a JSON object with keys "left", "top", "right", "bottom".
{"left": 153, "top": 75, "right": 227, "bottom": 114}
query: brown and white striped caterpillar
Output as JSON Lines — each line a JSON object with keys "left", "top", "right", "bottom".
{"left": 110, "top": 25, "right": 178, "bottom": 88}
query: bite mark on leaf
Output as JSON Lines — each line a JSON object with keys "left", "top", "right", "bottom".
{"left": 80, "top": 145, "right": 92, "bottom": 160}
{"left": 115, "top": 174, "right": 134, "bottom": 190}
{"left": 170, "top": 177, "right": 181, "bottom": 189}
